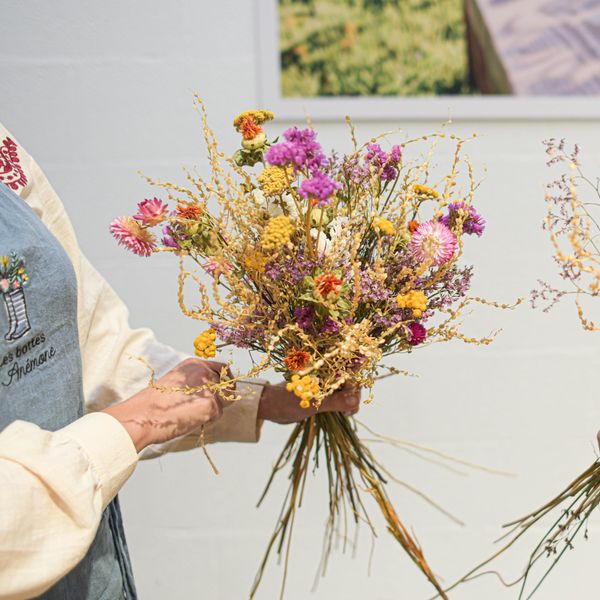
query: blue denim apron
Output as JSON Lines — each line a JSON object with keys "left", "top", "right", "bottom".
{"left": 0, "top": 182, "right": 137, "bottom": 600}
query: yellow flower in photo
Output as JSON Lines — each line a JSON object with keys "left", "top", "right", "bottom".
{"left": 261, "top": 215, "right": 294, "bottom": 252}
{"left": 396, "top": 290, "right": 428, "bottom": 318}
{"left": 413, "top": 184, "right": 439, "bottom": 198}
{"left": 0, "top": 256, "right": 8, "bottom": 267}
{"left": 372, "top": 217, "right": 395, "bottom": 236}
{"left": 194, "top": 328, "right": 217, "bottom": 359}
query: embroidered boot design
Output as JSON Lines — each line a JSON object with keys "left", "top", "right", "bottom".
{"left": 1, "top": 253, "right": 31, "bottom": 341}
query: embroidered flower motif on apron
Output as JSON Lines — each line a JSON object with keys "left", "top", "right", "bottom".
{"left": 0, "top": 252, "right": 31, "bottom": 341}
{"left": 0, "top": 146, "right": 137, "bottom": 599}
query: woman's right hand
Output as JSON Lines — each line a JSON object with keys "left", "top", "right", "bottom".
{"left": 103, "top": 358, "right": 232, "bottom": 452}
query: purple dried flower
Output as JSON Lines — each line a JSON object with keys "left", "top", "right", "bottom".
{"left": 265, "top": 127, "right": 326, "bottom": 172}
{"left": 440, "top": 202, "right": 486, "bottom": 237}
{"left": 321, "top": 317, "right": 340, "bottom": 334}
{"left": 161, "top": 225, "right": 179, "bottom": 248}
{"left": 365, "top": 143, "right": 402, "bottom": 181}
{"left": 298, "top": 171, "right": 340, "bottom": 206}
{"left": 295, "top": 305, "right": 314, "bottom": 331}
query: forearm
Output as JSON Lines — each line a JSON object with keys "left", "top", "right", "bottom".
{"left": 0, "top": 414, "right": 137, "bottom": 600}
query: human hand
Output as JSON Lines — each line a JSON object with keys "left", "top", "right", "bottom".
{"left": 103, "top": 358, "right": 233, "bottom": 452}
{"left": 257, "top": 382, "right": 361, "bottom": 425}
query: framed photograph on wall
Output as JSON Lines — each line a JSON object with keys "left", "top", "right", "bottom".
{"left": 256, "top": 0, "right": 600, "bottom": 121}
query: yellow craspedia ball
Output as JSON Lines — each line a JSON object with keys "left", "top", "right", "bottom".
{"left": 396, "top": 290, "right": 428, "bottom": 318}
{"left": 286, "top": 373, "right": 320, "bottom": 408}
{"left": 194, "top": 328, "right": 217, "bottom": 359}
{"left": 261, "top": 215, "right": 295, "bottom": 252}
{"left": 372, "top": 216, "right": 396, "bottom": 236}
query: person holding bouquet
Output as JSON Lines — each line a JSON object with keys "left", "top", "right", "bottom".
{"left": 0, "top": 124, "right": 360, "bottom": 600}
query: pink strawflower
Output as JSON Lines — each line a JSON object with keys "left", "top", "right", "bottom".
{"left": 410, "top": 220, "right": 457, "bottom": 266}
{"left": 133, "top": 198, "right": 169, "bottom": 226}
{"left": 203, "top": 258, "right": 231, "bottom": 279}
{"left": 110, "top": 217, "right": 157, "bottom": 257}
{"left": 0, "top": 279, "right": 8, "bottom": 292}
{"left": 12, "top": 281, "right": 20, "bottom": 290}
{"left": 407, "top": 322, "right": 427, "bottom": 346}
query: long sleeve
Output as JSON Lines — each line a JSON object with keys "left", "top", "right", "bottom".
{"left": 0, "top": 122, "right": 264, "bottom": 450}
{"left": 0, "top": 413, "right": 138, "bottom": 600}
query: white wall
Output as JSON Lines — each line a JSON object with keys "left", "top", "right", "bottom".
{"left": 1, "top": 2, "right": 600, "bottom": 599}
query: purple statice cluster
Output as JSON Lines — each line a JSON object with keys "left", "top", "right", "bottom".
{"left": 161, "top": 222, "right": 184, "bottom": 248}
{"left": 266, "top": 127, "right": 326, "bottom": 172}
{"left": 294, "top": 305, "right": 348, "bottom": 336}
{"left": 266, "top": 127, "right": 339, "bottom": 206}
{"left": 266, "top": 252, "right": 319, "bottom": 284}
{"left": 294, "top": 305, "right": 315, "bottom": 331}
{"left": 426, "top": 266, "right": 473, "bottom": 311}
{"left": 359, "top": 269, "right": 394, "bottom": 303}
{"left": 299, "top": 171, "right": 340, "bottom": 206}
{"left": 440, "top": 202, "right": 486, "bottom": 237}
{"left": 365, "top": 143, "right": 402, "bottom": 181}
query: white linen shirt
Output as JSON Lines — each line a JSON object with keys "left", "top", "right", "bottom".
{"left": 0, "top": 123, "right": 263, "bottom": 600}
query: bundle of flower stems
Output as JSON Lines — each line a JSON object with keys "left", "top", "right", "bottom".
{"left": 111, "top": 97, "right": 512, "bottom": 598}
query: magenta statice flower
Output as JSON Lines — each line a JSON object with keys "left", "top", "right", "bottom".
{"left": 407, "top": 322, "right": 427, "bottom": 346}
{"left": 365, "top": 143, "right": 402, "bottom": 181}
{"left": 298, "top": 171, "right": 340, "bottom": 206}
{"left": 161, "top": 224, "right": 179, "bottom": 248}
{"left": 133, "top": 198, "right": 169, "bottom": 226}
{"left": 410, "top": 220, "right": 457, "bottom": 266}
{"left": 266, "top": 127, "right": 326, "bottom": 172}
{"left": 440, "top": 201, "right": 486, "bottom": 237}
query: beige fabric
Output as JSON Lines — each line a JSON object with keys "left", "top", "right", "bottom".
{"left": 0, "top": 123, "right": 264, "bottom": 599}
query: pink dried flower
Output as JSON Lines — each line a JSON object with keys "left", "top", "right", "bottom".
{"left": 203, "top": 258, "right": 231, "bottom": 279}
{"left": 410, "top": 220, "right": 457, "bottom": 266}
{"left": 110, "top": 217, "right": 157, "bottom": 257}
{"left": 407, "top": 322, "right": 427, "bottom": 346}
{"left": 133, "top": 198, "right": 169, "bottom": 226}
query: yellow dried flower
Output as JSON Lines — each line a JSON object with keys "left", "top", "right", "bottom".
{"left": 244, "top": 250, "right": 267, "bottom": 272}
{"left": 396, "top": 290, "right": 428, "bottom": 318}
{"left": 0, "top": 256, "right": 8, "bottom": 267}
{"left": 258, "top": 166, "right": 292, "bottom": 197}
{"left": 261, "top": 215, "right": 295, "bottom": 252}
{"left": 233, "top": 109, "right": 274, "bottom": 129}
{"left": 372, "top": 217, "right": 395, "bottom": 236}
{"left": 286, "top": 374, "right": 320, "bottom": 408}
{"left": 413, "top": 184, "right": 439, "bottom": 198}
{"left": 194, "top": 328, "right": 217, "bottom": 358}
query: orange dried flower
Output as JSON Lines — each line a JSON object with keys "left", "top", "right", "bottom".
{"left": 408, "top": 220, "right": 419, "bottom": 233}
{"left": 315, "top": 273, "right": 343, "bottom": 299}
{"left": 284, "top": 348, "right": 311, "bottom": 371}
{"left": 177, "top": 203, "right": 203, "bottom": 220}
{"left": 239, "top": 116, "right": 263, "bottom": 141}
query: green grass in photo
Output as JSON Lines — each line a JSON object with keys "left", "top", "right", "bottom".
{"left": 279, "top": 0, "right": 472, "bottom": 96}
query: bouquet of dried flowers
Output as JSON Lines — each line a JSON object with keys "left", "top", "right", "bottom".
{"left": 111, "top": 97, "right": 511, "bottom": 598}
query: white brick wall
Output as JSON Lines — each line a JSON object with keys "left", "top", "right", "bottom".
{"left": 1, "top": 2, "right": 599, "bottom": 598}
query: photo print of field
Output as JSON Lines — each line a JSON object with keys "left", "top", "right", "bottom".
{"left": 277, "top": 0, "right": 600, "bottom": 97}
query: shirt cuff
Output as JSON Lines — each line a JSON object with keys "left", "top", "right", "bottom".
{"left": 58, "top": 412, "right": 138, "bottom": 509}
{"left": 204, "top": 379, "right": 265, "bottom": 444}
